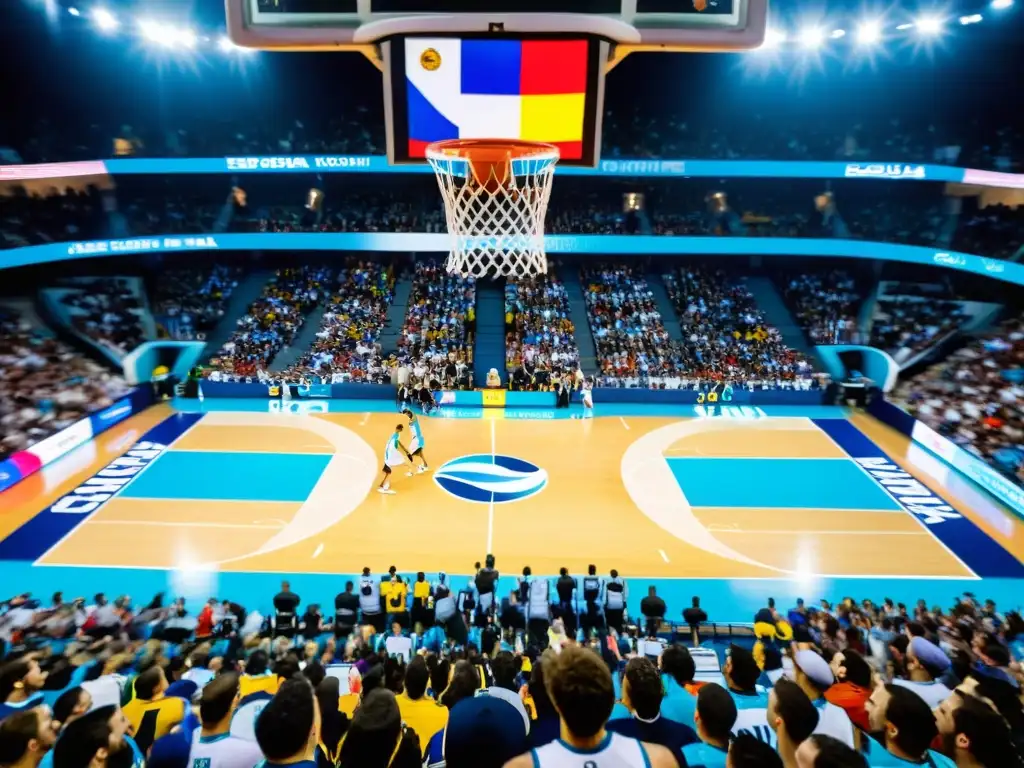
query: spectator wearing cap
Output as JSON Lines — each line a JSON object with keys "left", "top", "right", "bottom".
{"left": 728, "top": 732, "right": 783, "bottom": 768}
{"left": 722, "top": 645, "right": 770, "bottom": 740}
{"left": 52, "top": 705, "right": 141, "bottom": 768}
{"left": 767, "top": 678, "right": 820, "bottom": 768}
{"left": 0, "top": 706, "right": 58, "bottom": 768}
{"left": 121, "top": 666, "right": 186, "bottom": 754}
{"left": 794, "top": 734, "right": 868, "bottom": 768}
{"left": 395, "top": 656, "right": 448, "bottom": 749}
{"left": 893, "top": 637, "right": 953, "bottom": 709}
{"left": 862, "top": 684, "right": 956, "bottom": 767}
{"left": 658, "top": 644, "right": 702, "bottom": 729}
{"left": 187, "top": 672, "right": 263, "bottom": 768}
{"left": 791, "top": 649, "right": 854, "bottom": 748}
{"left": 255, "top": 677, "right": 324, "bottom": 768}
{"left": 336, "top": 688, "right": 421, "bottom": 768}
{"left": 431, "top": 696, "right": 528, "bottom": 768}
{"left": 0, "top": 658, "right": 48, "bottom": 722}
{"left": 504, "top": 645, "right": 677, "bottom": 768}
{"left": 607, "top": 657, "right": 698, "bottom": 759}
{"left": 824, "top": 650, "right": 873, "bottom": 732}
{"left": 683, "top": 683, "right": 736, "bottom": 768}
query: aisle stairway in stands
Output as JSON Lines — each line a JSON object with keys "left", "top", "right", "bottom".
{"left": 271, "top": 303, "right": 331, "bottom": 371}
{"left": 648, "top": 274, "right": 684, "bottom": 344}
{"left": 473, "top": 280, "right": 506, "bottom": 387}
{"left": 201, "top": 270, "right": 272, "bottom": 363}
{"left": 743, "top": 276, "right": 814, "bottom": 358}
{"left": 559, "top": 265, "right": 598, "bottom": 376}
{"left": 377, "top": 268, "right": 413, "bottom": 356}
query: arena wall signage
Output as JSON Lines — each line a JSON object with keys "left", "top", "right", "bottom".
{"left": 6, "top": 233, "right": 1024, "bottom": 287}
{"left": 6, "top": 157, "right": 1024, "bottom": 187}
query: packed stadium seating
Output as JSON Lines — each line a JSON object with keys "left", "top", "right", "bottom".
{"left": 151, "top": 265, "right": 243, "bottom": 341}
{"left": 781, "top": 270, "right": 864, "bottom": 345}
{"left": 504, "top": 271, "right": 581, "bottom": 387}
{"left": 55, "top": 277, "right": 149, "bottom": 360}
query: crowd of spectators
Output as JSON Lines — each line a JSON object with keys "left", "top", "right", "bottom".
{"left": 60, "top": 278, "right": 148, "bottom": 358}
{"left": 782, "top": 270, "right": 864, "bottom": 345}
{"left": 870, "top": 296, "right": 970, "bottom": 360}
{"left": 504, "top": 271, "right": 581, "bottom": 388}
{"left": 151, "top": 265, "right": 242, "bottom": 341}
{"left": 394, "top": 261, "right": 475, "bottom": 390}
{"left": 206, "top": 266, "right": 332, "bottom": 379}
{"left": 664, "top": 266, "right": 817, "bottom": 385}
{"left": 0, "top": 188, "right": 105, "bottom": 250}
{"left": 582, "top": 264, "right": 688, "bottom": 388}
{"left": 1, "top": 573, "right": 1021, "bottom": 768}
{"left": 894, "top": 311, "right": 1024, "bottom": 488}
{"left": 0, "top": 306, "right": 132, "bottom": 460}
{"left": 279, "top": 261, "right": 395, "bottom": 384}
{"left": 952, "top": 204, "right": 1024, "bottom": 262}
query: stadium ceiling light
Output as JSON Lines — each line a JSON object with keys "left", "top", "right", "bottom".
{"left": 959, "top": 13, "right": 983, "bottom": 24}
{"left": 799, "top": 27, "right": 825, "bottom": 48}
{"left": 856, "top": 20, "right": 882, "bottom": 44}
{"left": 895, "top": 22, "right": 915, "bottom": 30}
{"left": 67, "top": 6, "right": 80, "bottom": 16}
{"left": 915, "top": 15, "right": 944, "bottom": 34}
{"left": 830, "top": 28, "right": 846, "bottom": 39}
{"left": 218, "top": 35, "right": 236, "bottom": 52}
{"left": 991, "top": 0, "right": 1012, "bottom": 9}
{"left": 178, "top": 29, "right": 198, "bottom": 48}
{"left": 92, "top": 7, "right": 118, "bottom": 32}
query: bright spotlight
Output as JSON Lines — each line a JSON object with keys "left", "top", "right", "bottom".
{"left": 895, "top": 22, "right": 914, "bottom": 30}
{"left": 959, "top": 13, "right": 983, "bottom": 24}
{"left": 218, "top": 35, "right": 236, "bottom": 52}
{"left": 830, "top": 28, "right": 846, "bottom": 39}
{"left": 138, "top": 19, "right": 163, "bottom": 43}
{"left": 762, "top": 28, "right": 787, "bottom": 47}
{"left": 799, "top": 27, "right": 825, "bottom": 48}
{"left": 67, "top": 6, "right": 80, "bottom": 16}
{"left": 856, "top": 20, "right": 882, "bottom": 44}
{"left": 92, "top": 7, "right": 118, "bottom": 32}
{"left": 915, "top": 15, "right": 943, "bottom": 34}
{"left": 991, "top": 0, "right": 1012, "bottom": 9}
{"left": 177, "top": 28, "right": 197, "bottom": 48}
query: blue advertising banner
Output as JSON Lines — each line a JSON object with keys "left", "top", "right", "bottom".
{"left": 5, "top": 232, "right": 1023, "bottom": 287}
{"left": 811, "top": 418, "right": 1024, "bottom": 578}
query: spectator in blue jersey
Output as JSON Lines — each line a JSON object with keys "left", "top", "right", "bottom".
{"left": 0, "top": 658, "right": 47, "bottom": 722}
{"left": 767, "top": 678, "right": 819, "bottom": 767}
{"left": 0, "top": 706, "right": 58, "bottom": 768}
{"left": 254, "top": 677, "right": 321, "bottom": 768}
{"left": 659, "top": 644, "right": 701, "bottom": 729}
{"left": 187, "top": 672, "right": 263, "bottom": 768}
{"left": 862, "top": 684, "right": 956, "bottom": 767}
{"left": 52, "top": 705, "right": 140, "bottom": 768}
{"left": 722, "top": 645, "right": 769, "bottom": 730}
{"left": 607, "top": 657, "right": 697, "bottom": 759}
{"left": 683, "top": 683, "right": 736, "bottom": 768}
{"left": 892, "top": 637, "right": 953, "bottom": 709}
{"left": 794, "top": 734, "right": 868, "bottom": 768}
{"left": 727, "top": 732, "right": 783, "bottom": 768}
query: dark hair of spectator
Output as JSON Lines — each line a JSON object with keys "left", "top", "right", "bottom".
{"left": 889, "top": 635, "right": 910, "bottom": 656}
{"left": 559, "top": 567, "right": 568, "bottom": 577}
{"left": 952, "top": 693, "right": 1023, "bottom": 767}
{"left": 336, "top": 689, "right": 404, "bottom": 768}
{"left": 490, "top": 651, "right": 518, "bottom": 692}
{"left": 315, "top": 676, "right": 346, "bottom": 765}
{"left": 52, "top": 687, "right": 85, "bottom": 728}
{"left": 199, "top": 672, "right": 240, "bottom": 726}
{"left": 255, "top": 676, "right": 316, "bottom": 761}
{"left": 837, "top": 650, "right": 872, "bottom": 689}
{"left": 660, "top": 644, "right": 695, "bottom": 686}
{"left": 485, "top": 554, "right": 495, "bottom": 568}
{"left": 966, "top": 671, "right": 1024, "bottom": 734}
{"left": 882, "top": 684, "right": 938, "bottom": 760}
{"left": 528, "top": 657, "right": 557, "bottom": 720}
{"left": 303, "top": 662, "right": 326, "bottom": 690}
{"left": 772, "top": 678, "right": 819, "bottom": 744}
{"left": 52, "top": 709, "right": 113, "bottom": 768}
{"left": 274, "top": 653, "right": 302, "bottom": 681}
{"left": 440, "top": 661, "right": 480, "bottom": 710}
{"left": 623, "top": 657, "right": 662, "bottom": 720}
{"left": 246, "top": 650, "right": 269, "bottom": 676}
{"left": 403, "top": 656, "right": 430, "bottom": 700}
{"left": 522, "top": 566, "right": 531, "bottom": 577}
{"left": 429, "top": 659, "right": 450, "bottom": 703}
{"left": 588, "top": 564, "right": 596, "bottom": 575}
{"left": 805, "top": 734, "right": 868, "bottom": 767}
{"left": 906, "top": 621, "right": 925, "bottom": 638}
{"left": 545, "top": 645, "right": 615, "bottom": 739}
{"left": 384, "top": 657, "right": 406, "bottom": 694}
{"left": 696, "top": 683, "right": 737, "bottom": 744}
{"left": 0, "top": 659, "right": 32, "bottom": 701}
{"left": 0, "top": 709, "right": 41, "bottom": 765}
{"left": 726, "top": 645, "right": 760, "bottom": 692}
{"left": 134, "top": 666, "right": 163, "bottom": 700}
{"left": 729, "top": 732, "right": 783, "bottom": 768}
{"left": 610, "top": 569, "right": 618, "bottom": 578}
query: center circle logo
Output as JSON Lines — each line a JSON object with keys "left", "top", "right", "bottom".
{"left": 434, "top": 454, "right": 547, "bottom": 504}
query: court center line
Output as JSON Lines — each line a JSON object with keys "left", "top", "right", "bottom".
{"left": 312, "top": 543, "right": 324, "bottom": 559}
{"left": 619, "top": 417, "right": 630, "bottom": 430}
{"left": 86, "top": 520, "right": 284, "bottom": 529}
{"left": 658, "top": 549, "right": 670, "bottom": 563}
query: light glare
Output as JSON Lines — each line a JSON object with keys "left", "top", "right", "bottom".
{"left": 916, "top": 15, "right": 943, "bottom": 34}
{"left": 856, "top": 20, "right": 882, "bottom": 44}
{"left": 799, "top": 27, "right": 825, "bottom": 48}
{"left": 92, "top": 7, "right": 118, "bottom": 32}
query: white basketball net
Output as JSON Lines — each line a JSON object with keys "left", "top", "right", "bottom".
{"left": 427, "top": 147, "right": 558, "bottom": 278}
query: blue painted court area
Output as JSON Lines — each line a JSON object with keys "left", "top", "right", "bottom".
{"left": 121, "top": 451, "right": 330, "bottom": 502}
{"left": 666, "top": 457, "right": 904, "bottom": 510}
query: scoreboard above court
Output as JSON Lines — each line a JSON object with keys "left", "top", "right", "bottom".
{"left": 235, "top": 0, "right": 764, "bottom": 52}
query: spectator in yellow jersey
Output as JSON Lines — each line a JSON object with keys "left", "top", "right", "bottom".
{"left": 238, "top": 651, "right": 279, "bottom": 698}
{"left": 387, "top": 575, "right": 409, "bottom": 628}
{"left": 397, "top": 657, "right": 448, "bottom": 745}
{"left": 121, "top": 666, "right": 186, "bottom": 754}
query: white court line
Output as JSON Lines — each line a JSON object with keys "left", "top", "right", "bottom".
{"left": 658, "top": 549, "right": 670, "bottom": 563}
{"left": 711, "top": 529, "right": 930, "bottom": 536}
{"left": 312, "top": 543, "right": 324, "bottom": 559}
{"left": 122, "top": 497, "right": 295, "bottom": 505}
{"left": 359, "top": 413, "right": 370, "bottom": 426}
{"left": 35, "top": 414, "right": 207, "bottom": 565}
{"left": 619, "top": 417, "right": 630, "bottom": 430}
{"left": 487, "top": 419, "right": 496, "bottom": 554}
{"left": 87, "top": 520, "right": 283, "bottom": 529}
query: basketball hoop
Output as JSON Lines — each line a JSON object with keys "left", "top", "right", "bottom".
{"left": 426, "top": 139, "right": 559, "bottom": 278}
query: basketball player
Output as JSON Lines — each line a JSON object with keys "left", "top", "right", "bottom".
{"left": 402, "top": 408, "right": 430, "bottom": 475}
{"left": 581, "top": 380, "right": 594, "bottom": 419}
{"left": 378, "top": 423, "right": 412, "bottom": 495}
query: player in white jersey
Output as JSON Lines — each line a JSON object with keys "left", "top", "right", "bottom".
{"left": 377, "top": 423, "right": 411, "bottom": 495}
{"left": 504, "top": 646, "right": 676, "bottom": 768}
{"left": 401, "top": 408, "right": 430, "bottom": 476}
{"left": 581, "top": 382, "right": 594, "bottom": 418}
{"left": 190, "top": 672, "right": 264, "bottom": 768}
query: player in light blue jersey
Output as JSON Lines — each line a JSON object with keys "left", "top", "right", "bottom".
{"left": 402, "top": 408, "right": 430, "bottom": 475}
{"left": 377, "top": 423, "right": 411, "bottom": 495}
